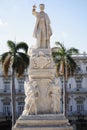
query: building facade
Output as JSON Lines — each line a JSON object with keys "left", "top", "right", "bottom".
{"left": 58, "top": 53, "right": 87, "bottom": 130}
{"left": 0, "top": 67, "right": 27, "bottom": 119}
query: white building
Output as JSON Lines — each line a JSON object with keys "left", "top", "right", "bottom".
{"left": 0, "top": 66, "right": 26, "bottom": 118}
{"left": 67, "top": 54, "right": 87, "bottom": 118}
{"left": 58, "top": 53, "right": 87, "bottom": 130}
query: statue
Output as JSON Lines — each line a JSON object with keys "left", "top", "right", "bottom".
{"left": 32, "top": 4, "right": 52, "bottom": 48}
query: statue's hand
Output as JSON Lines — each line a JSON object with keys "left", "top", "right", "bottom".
{"left": 33, "top": 5, "right": 36, "bottom": 9}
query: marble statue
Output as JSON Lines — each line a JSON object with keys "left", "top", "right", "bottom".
{"left": 22, "top": 4, "right": 60, "bottom": 115}
{"left": 32, "top": 4, "right": 52, "bottom": 48}
{"left": 13, "top": 4, "right": 73, "bottom": 130}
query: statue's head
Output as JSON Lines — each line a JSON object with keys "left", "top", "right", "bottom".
{"left": 39, "top": 4, "right": 45, "bottom": 11}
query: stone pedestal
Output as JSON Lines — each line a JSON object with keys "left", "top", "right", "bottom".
{"left": 12, "top": 49, "right": 73, "bottom": 130}
{"left": 13, "top": 114, "right": 73, "bottom": 130}
{"left": 22, "top": 49, "right": 61, "bottom": 115}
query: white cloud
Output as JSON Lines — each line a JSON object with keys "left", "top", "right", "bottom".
{"left": 0, "top": 19, "right": 8, "bottom": 27}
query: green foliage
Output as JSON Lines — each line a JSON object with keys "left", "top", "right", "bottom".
{"left": 16, "top": 42, "right": 28, "bottom": 53}
{"left": 0, "top": 40, "right": 29, "bottom": 125}
{"left": 0, "top": 40, "right": 29, "bottom": 77}
{"left": 52, "top": 41, "right": 79, "bottom": 78}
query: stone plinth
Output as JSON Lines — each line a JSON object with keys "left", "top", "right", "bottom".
{"left": 13, "top": 114, "right": 73, "bottom": 130}
{"left": 12, "top": 3, "right": 73, "bottom": 129}
{"left": 12, "top": 48, "right": 73, "bottom": 130}
{"left": 22, "top": 49, "right": 61, "bottom": 115}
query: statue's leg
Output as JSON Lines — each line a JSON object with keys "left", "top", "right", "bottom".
{"left": 34, "top": 103, "right": 37, "bottom": 115}
{"left": 46, "top": 39, "right": 50, "bottom": 48}
{"left": 41, "top": 29, "right": 47, "bottom": 48}
{"left": 28, "top": 102, "right": 33, "bottom": 114}
{"left": 36, "top": 39, "right": 40, "bottom": 48}
{"left": 37, "top": 30, "right": 41, "bottom": 48}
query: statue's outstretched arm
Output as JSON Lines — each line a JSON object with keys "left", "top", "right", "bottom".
{"left": 32, "top": 5, "right": 38, "bottom": 16}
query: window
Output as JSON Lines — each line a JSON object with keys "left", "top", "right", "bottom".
{"left": 78, "top": 66, "right": 81, "bottom": 71}
{"left": 3, "top": 102, "right": 10, "bottom": 116}
{"left": 76, "top": 65, "right": 82, "bottom": 73}
{"left": 86, "top": 66, "right": 87, "bottom": 71}
{"left": 18, "top": 102, "right": 24, "bottom": 114}
{"left": 69, "top": 84, "right": 71, "bottom": 89}
{"left": 70, "top": 105, "right": 72, "bottom": 111}
{"left": 77, "top": 101, "right": 84, "bottom": 112}
{"left": 4, "top": 81, "right": 10, "bottom": 92}
{"left": 76, "top": 81, "right": 82, "bottom": 89}
{"left": 18, "top": 79, "right": 24, "bottom": 92}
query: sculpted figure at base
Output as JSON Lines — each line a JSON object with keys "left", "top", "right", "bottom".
{"left": 51, "top": 87, "right": 61, "bottom": 114}
{"left": 48, "top": 78, "right": 61, "bottom": 114}
{"left": 22, "top": 81, "right": 39, "bottom": 115}
{"left": 32, "top": 4, "right": 52, "bottom": 48}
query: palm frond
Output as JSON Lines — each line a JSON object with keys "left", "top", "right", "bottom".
{"left": 16, "top": 42, "right": 28, "bottom": 53}
{"left": 12, "top": 54, "right": 28, "bottom": 77}
{"left": 55, "top": 42, "right": 66, "bottom": 52}
{"left": 0, "top": 52, "right": 10, "bottom": 64}
{"left": 3, "top": 54, "right": 11, "bottom": 76}
{"left": 18, "top": 52, "right": 29, "bottom": 67}
{"left": 16, "top": 63, "right": 25, "bottom": 77}
{"left": 67, "top": 47, "right": 79, "bottom": 55}
{"left": 66, "top": 55, "right": 77, "bottom": 76}
{"left": 52, "top": 52, "right": 62, "bottom": 59}
{"left": 52, "top": 41, "right": 79, "bottom": 78}
{"left": 7, "top": 40, "right": 15, "bottom": 52}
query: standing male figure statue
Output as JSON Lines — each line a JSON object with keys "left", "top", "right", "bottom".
{"left": 32, "top": 4, "right": 52, "bottom": 48}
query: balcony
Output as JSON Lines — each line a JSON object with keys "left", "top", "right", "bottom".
{"left": 0, "top": 89, "right": 24, "bottom": 95}
{"left": 0, "top": 89, "right": 11, "bottom": 95}
{"left": 16, "top": 89, "right": 24, "bottom": 95}
{"left": 75, "top": 70, "right": 87, "bottom": 76}
{"left": 68, "top": 110, "right": 87, "bottom": 118}
{"left": 75, "top": 70, "right": 83, "bottom": 74}
{"left": 67, "top": 87, "right": 87, "bottom": 94}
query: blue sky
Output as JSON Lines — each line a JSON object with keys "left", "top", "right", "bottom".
{"left": 0, "top": 0, "right": 87, "bottom": 54}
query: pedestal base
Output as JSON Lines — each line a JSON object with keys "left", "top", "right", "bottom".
{"left": 12, "top": 114, "right": 73, "bottom": 130}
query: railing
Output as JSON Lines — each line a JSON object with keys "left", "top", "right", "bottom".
{"left": 0, "top": 89, "right": 11, "bottom": 94}
{"left": 67, "top": 87, "right": 87, "bottom": 93}
{"left": 68, "top": 110, "right": 87, "bottom": 116}
{"left": 16, "top": 89, "right": 24, "bottom": 94}
{"left": 75, "top": 70, "right": 87, "bottom": 75}
{"left": 75, "top": 70, "right": 83, "bottom": 74}
{"left": 0, "top": 89, "right": 24, "bottom": 94}
{"left": 0, "top": 111, "right": 22, "bottom": 119}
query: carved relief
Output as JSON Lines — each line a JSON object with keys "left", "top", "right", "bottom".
{"left": 31, "top": 51, "right": 52, "bottom": 69}
{"left": 51, "top": 86, "right": 61, "bottom": 113}
{"left": 47, "top": 78, "right": 61, "bottom": 113}
{"left": 23, "top": 81, "right": 40, "bottom": 115}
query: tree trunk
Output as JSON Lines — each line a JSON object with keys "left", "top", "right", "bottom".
{"left": 63, "top": 76, "right": 67, "bottom": 116}
{"left": 63, "top": 76, "right": 65, "bottom": 115}
{"left": 65, "top": 78, "right": 67, "bottom": 116}
{"left": 64, "top": 58, "right": 67, "bottom": 117}
{"left": 63, "top": 57, "right": 67, "bottom": 116}
{"left": 11, "top": 68, "right": 16, "bottom": 126}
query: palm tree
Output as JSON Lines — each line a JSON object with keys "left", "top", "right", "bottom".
{"left": 52, "top": 42, "right": 79, "bottom": 116}
{"left": 0, "top": 40, "right": 29, "bottom": 126}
